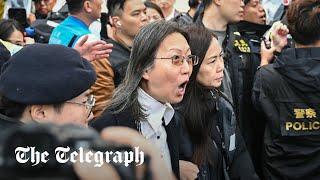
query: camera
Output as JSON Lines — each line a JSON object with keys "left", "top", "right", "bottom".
{"left": 0, "top": 123, "right": 151, "bottom": 180}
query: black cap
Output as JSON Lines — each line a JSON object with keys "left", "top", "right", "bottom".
{"left": 0, "top": 44, "right": 96, "bottom": 104}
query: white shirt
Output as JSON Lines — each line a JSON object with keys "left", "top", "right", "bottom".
{"left": 165, "top": 9, "right": 176, "bottom": 21}
{"left": 137, "top": 88, "right": 174, "bottom": 171}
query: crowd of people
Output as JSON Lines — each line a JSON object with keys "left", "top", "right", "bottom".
{"left": 0, "top": 0, "right": 319, "bottom": 179}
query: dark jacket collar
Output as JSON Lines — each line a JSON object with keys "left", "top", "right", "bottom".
{"left": 273, "top": 47, "right": 320, "bottom": 92}
{"left": 236, "top": 21, "right": 270, "bottom": 37}
{"left": 112, "top": 108, "right": 180, "bottom": 179}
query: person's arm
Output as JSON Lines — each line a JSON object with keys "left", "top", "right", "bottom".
{"left": 177, "top": 112, "right": 199, "bottom": 180}
{"left": 100, "top": 127, "right": 176, "bottom": 180}
{"left": 73, "top": 150, "right": 121, "bottom": 180}
{"left": 252, "top": 69, "right": 264, "bottom": 112}
{"left": 260, "top": 21, "right": 289, "bottom": 66}
{"left": 179, "top": 160, "right": 199, "bottom": 180}
{"left": 228, "top": 127, "right": 260, "bottom": 180}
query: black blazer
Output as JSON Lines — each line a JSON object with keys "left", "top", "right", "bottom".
{"left": 90, "top": 108, "right": 180, "bottom": 179}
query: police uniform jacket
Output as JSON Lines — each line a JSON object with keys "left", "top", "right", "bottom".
{"left": 252, "top": 47, "right": 320, "bottom": 179}
{"left": 178, "top": 90, "right": 259, "bottom": 180}
{"left": 235, "top": 21, "right": 270, "bottom": 176}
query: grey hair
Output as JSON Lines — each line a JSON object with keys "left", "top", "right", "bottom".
{"left": 109, "top": 20, "right": 189, "bottom": 121}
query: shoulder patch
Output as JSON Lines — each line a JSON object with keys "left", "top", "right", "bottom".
{"left": 233, "top": 37, "right": 251, "bottom": 53}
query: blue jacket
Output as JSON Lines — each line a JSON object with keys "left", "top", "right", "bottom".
{"left": 49, "top": 16, "right": 91, "bottom": 47}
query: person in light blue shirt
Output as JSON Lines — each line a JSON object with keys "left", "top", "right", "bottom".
{"left": 49, "top": 0, "right": 102, "bottom": 47}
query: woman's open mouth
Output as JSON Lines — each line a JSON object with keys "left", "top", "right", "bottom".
{"left": 177, "top": 80, "right": 188, "bottom": 96}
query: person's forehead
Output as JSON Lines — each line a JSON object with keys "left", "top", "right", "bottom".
{"left": 158, "top": 33, "right": 189, "bottom": 52}
{"left": 10, "top": 30, "right": 24, "bottom": 39}
{"left": 156, "top": 0, "right": 175, "bottom": 3}
{"left": 147, "top": 8, "right": 160, "bottom": 14}
{"left": 248, "top": 0, "right": 260, "bottom": 4}
{"left": 123, "top": 0, "right": 145, "bottom": 11}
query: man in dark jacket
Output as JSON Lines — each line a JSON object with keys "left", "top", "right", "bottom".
{"left": 90, "top": 0, "right": 148, "bottom": 117}
{"left": 252, "top": 1, "right": 320, "bottom": 179}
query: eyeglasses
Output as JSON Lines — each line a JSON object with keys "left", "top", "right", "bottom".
{"left": 66, "top": 95, "right": 95, "bottom": 118}
{"left": 155, "top": 55, "right": 199, "bottom": 66}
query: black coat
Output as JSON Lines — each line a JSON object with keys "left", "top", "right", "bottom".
{"left": 178, "top": 92, "right": 259, "bottom": 180}
{"left": 252, "top": 48, "right": 320, "bottom": 179}
{"left": 90, "top": 108, "right": 181, "bottom": 179}
{"left": 105, "top": 38, "right": 131, "bottom": 87}
{"left": 235, "top": 21, "right": 271, "bottom": 177}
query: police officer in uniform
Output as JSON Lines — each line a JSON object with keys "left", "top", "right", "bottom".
{"left": 234, "top": 0, "right": 271, "bottom": 176}
{"left": 253, "top": 1, "right": 320, "bottom": 179}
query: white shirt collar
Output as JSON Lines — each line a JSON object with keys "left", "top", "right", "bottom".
{"left": 137, "top": 87, "right": 175, "bottom": 131}
{"left": 165, "top": 9, "right": 176, "bottom": 21}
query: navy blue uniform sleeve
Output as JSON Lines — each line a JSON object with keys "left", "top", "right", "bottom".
{"left": 252, "top": 69, "right": 263, "bottom": 112}
{"left": 229, "top": 127, "right": 260, "bottom": 180}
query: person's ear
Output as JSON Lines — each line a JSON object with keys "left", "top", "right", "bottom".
{"left": 214, "top": 0, "right": 222, "bottom": 6}
{"left": 142, "top": 67, "right": 153, "bottom": 81}
{"left": 111, "top": 17, "right": 122, "bottom": 28}
{"left": 83, "top": 0, "right": 92, "bottom": 13}
{"left": 29, "top": 105, "right": 52, "bottom": 123}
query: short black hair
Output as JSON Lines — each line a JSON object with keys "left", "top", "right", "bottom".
{"left": 66, "top": 0, "right": 87, "bottom": 14}
{"left": 287, "top": 0, "right": 320, "bottom": 45}
{"left": 0, "top": 96, "right": 64, "bottom": 120}
{"left": 107, "top": 0, "right": 126, "bottom": 16}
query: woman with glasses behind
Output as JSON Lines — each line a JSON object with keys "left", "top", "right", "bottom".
{"left": 177, "top": 25, "right": 258, "bottom": 180}
{"left": 90, "top": 20, "right": 197, "bottom": 179}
